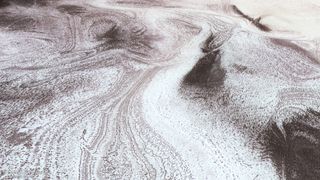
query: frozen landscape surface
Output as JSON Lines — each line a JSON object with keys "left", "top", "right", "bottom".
{"left": 0, "top": 0, "right": 320, "bottom": 179}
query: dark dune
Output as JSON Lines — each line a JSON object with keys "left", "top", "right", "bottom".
{"left": 183, "top": 35, "right": 225, "bottom": 87}
{"left": 261, "top": 109, "right": 320, "bottom": 179}
{"left": 231, "top": 5, "right": 271, "bottom": 32}
{"left": 183, "top": 51, "right": 225, "bottom": 87}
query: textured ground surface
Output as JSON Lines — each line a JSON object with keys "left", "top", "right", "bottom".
{"left": 1, "top": 0, "right": 320, "bottom": 179}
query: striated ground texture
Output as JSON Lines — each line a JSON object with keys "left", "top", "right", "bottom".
{"left": 1, "top": 0, "right": 320, "bottom": 179}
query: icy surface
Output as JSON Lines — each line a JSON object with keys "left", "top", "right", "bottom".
{"left": 1, "top": 0, "right": 320, "bottom": 179}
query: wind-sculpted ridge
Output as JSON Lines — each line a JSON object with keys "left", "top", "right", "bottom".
{"left": 1, "top": 0, "right": 320, "bottom": 179}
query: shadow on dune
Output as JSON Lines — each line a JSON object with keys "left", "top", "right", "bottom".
{"left": 260, "top": 109, "right": 320, "bottom": 180}
{"left": 183, "top": 34, "right": 226, "bottom": 88}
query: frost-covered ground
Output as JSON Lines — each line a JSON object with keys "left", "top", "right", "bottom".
{"left": 1, "top": 0, "right": 320, "bottom": 179}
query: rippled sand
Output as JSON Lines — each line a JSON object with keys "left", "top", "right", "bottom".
{"left": 1, "top": 0, "right": 320, "bottom": 179}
